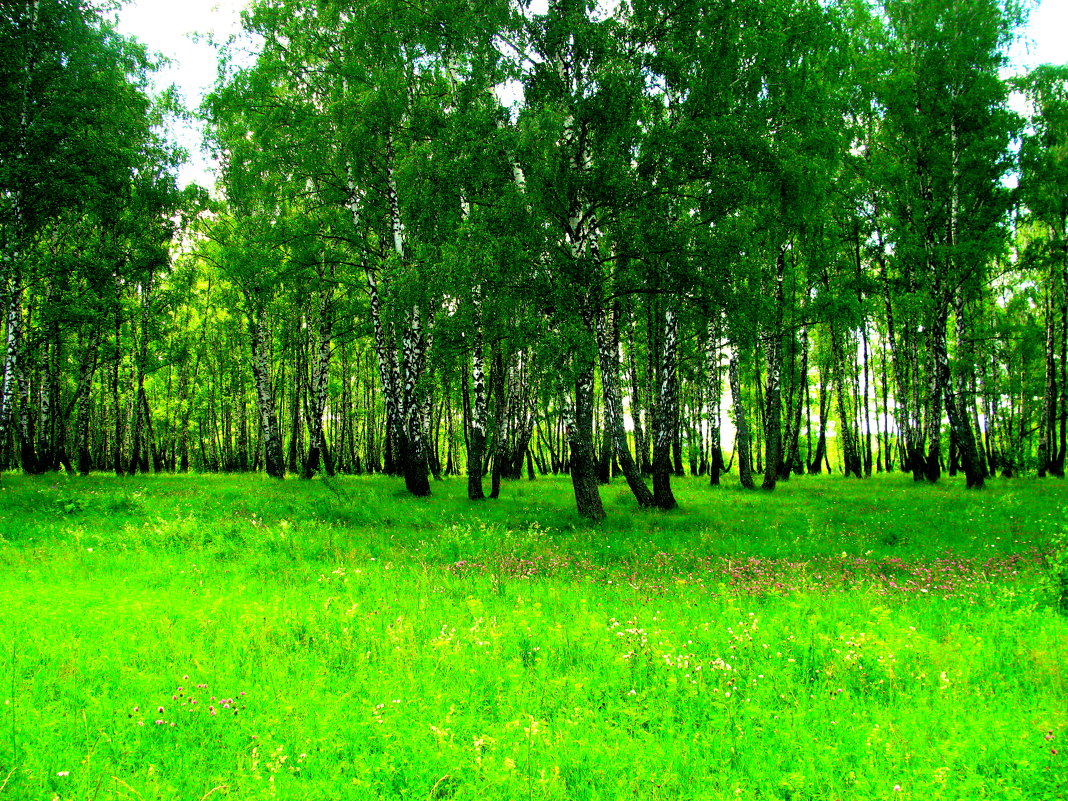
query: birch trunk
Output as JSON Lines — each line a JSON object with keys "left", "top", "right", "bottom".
{"left": 249, "top": 300, "right": 284, "bottom": 479}
{"left": 652, "top": 306, "right": 679, "bottom": 509}
{"left": 75, "top": 327, "right": 100, "bottom": 475}
{"left": 0, "top": 0, "right": 40, "bottom": 476}
{"left": 348, "top": 178, "right": 415, "bottom": 488}
{"left": 467, "top": 285, "right": 488, "bottom": 500}
{"left": 566, "top": 363, "right": 605, "bottom": 521}
{"left": 705, "top": 322, "right": 725, "bottom": 486}
{"left": 303, "top": 270, "right": 335, "bottom": 479}
{"left": 130, "top": 274, "right": 155, "bottom": 474}
{"left": 762, "top": 250, "right": 786, "bottom": 491}
{"left": 1040, "top": 271, "right": 1057, "bottom": 476}
{"left": 730, "top": 355, "right": 755, "bottom": 489}
{"left": 939, "top": 294, "right": 984, "bottom": 488}
{"left": 597, "top": 299, "right": 654, "bottom": 506}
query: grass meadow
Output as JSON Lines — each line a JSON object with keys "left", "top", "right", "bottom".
{"left": 0, "top": 471, "right": 1065, "bottom": 800}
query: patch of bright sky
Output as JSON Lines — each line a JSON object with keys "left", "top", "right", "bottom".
{"left": 114, "top": 0, "right": 248, "bottom": 188}
{"left": 116, "top": 0, "right": 1068, "bottom": 190}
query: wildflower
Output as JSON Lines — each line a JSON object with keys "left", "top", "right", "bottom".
{"left": 893, "top": 785, "right": 902, "bottom": 792}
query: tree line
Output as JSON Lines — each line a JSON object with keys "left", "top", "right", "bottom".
{"left": 2, "top": 0, "right": 1067, "bottom": 519}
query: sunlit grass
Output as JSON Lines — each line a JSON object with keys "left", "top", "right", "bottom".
{"left": 0, "top": 472, "right": 1065, "bottom": 799}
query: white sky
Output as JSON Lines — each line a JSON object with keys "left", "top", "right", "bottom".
{"left": 114, "top": 0, "right": 248, "bottom": 188}
{"left": 115, "top": 0, "right": 1068, "bottom": 190}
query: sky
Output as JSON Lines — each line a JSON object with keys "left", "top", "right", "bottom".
{"left": 115, "top": 0, "right": 248, "bottom": 188}
{"left": 114, "top": 0, "right": 1068, "bottom": 189}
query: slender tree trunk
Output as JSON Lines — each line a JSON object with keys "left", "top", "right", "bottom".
{"left": 861, "top": 321, "right": 873, "bottom": 477}
{"left": 1058, "top": 267, "right": 1068, "bottom": 475}
{"left": 706, "top": 321, "right": 725, "bottom": 486}
{"left": 488, "top": 348, "right": 506, "bottom": 499}
{"left": 466, "top": 286, "right": 488, "bottom": 500}
{"left": 1040, "top": 268, "right": 1057, "bottom": 476}
{"left": 808, "top": 371, "right": 829, "bottom": 475}
{"left": 110, "top": 297, "right": 124, "bottom": 476}
{"left": 249, "top": 299, "right": 284, "bottom": 479}
{"left": 784, "top": 325, "right": 807, "bottom": 477}
{"left": 303, "top": 271, "right": 335, "bottom": 479}
{"left": 940, "top": 293, "right": 984, "bottom": 488}
{"left": 924, "top": 288, "right": 945, "bottom": 483}
{"left": 876, "top": 219, "right": 924, "bottom": 479}
{"left": 76, "top": 327, "right": 101, "bottom": 475}
{"left": 730, "top": 355, "right": 755, "bottom": 489}
{"left": 652, "top": 306, "right": 679, "bottom": 509}
{"left": 0, "top": 0, "right": 40, "bottom": 477}
{"left": 762, "top": 249, "right": 786, "bottom": 491}
{"left": 130, "top": 273, "right": 154, "bottom": 474}
{"left": 828, "top": 320, "right": 862, "bottom": 478}
{"left": 627, "top": 309, "right": 649, "bottom": 476}
{"left": 0, "top": 276, "right": 22, "bottom": 472}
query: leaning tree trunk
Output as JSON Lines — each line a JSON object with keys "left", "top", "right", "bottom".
{"left": 597, "top": 299, "right": 654, "bottom": 507}
{"left": 652, "top": 306, "right": 679, "bottom": 509}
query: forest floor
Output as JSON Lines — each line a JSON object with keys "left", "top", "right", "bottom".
{"left": 0, "top": 472, "right": 1065, "bottom": 800}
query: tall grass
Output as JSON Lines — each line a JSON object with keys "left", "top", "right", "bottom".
{"left": 0, "top": 472, "right": 1064, "bottom": 799}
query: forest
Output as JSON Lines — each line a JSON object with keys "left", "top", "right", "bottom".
{"left": 2, "top": 3, "right": 1068, "bottom": 798}
{"left": 2, "top": 0, "right": 1068, "bottom": 520}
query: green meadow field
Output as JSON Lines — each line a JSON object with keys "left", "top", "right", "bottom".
{"left": 0, "top": 472, "right": 1065, "bottom": 800}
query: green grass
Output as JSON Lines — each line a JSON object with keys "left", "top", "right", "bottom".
{"left": 0, "top": 471, "right": 1065, "bottom": 800}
